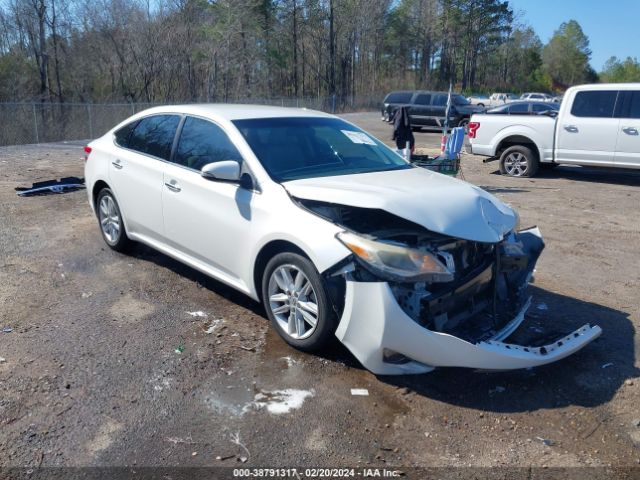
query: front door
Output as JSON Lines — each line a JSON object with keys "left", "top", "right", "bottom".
{"left": 161, "top": 116, "right": 253, "bottom": 291}
{"left": 555, "top": 90, "right": 619, "bottom": 166}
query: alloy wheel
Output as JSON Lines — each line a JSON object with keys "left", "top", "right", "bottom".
{"left": 268, "top": 264, "right": 319, "bottom": 340}
{"left": 98, "top": 194, "right": 121, "bottom": 244}
{"left": 504, "top": 152, "right": 528, "bottom": 176}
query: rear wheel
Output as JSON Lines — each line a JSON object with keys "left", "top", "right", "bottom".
{"left": 96, "top": 188, "right": 131, "bottom": 252}
{"left": 262, "top": 252, "right": 335, "bottom": 352}
{"left": 499, "top": 145, "right": 539, "bottom": 177}
{"left": 458, "top": 118, "right": 470, "bottom": 132}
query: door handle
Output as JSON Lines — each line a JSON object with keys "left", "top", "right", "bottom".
{"left": 164, "top": 181, "right": 181, "bottom": 193}
{"left": 563, "top": 125, "right": 578, "bottom": 133}
{"left": 622, "top": 126, "right": 638, "bottom": 135}
{"left": 111, "top": 160, "right": 123, "bottom": 169}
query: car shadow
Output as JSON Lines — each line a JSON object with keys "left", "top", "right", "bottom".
{"left": 126, "top": 243, "right": 637, "bottom": 412}
{"left": 376, "top": 286, "right": 638, "bottom": 412}
{"left": 490, "top": 165, "right": 640, "bottom": 187}
{"left": 130, "top": 242, "right": 265, "bottom": 317}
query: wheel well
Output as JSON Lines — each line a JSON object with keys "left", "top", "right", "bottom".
{"left": 496, "top": 136, "right": 540, "bottom": 160}
{"left": 92, "top": 180, "right": 110, "bottom": 213}
{"left": 253, "top": 240, "right": 308, "bottom": 300}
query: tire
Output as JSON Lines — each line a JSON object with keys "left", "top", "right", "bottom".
{"left": 478, "top": 103, "right": 485, "bottom": 108}
{"left": 261, "top": 252, "right": 336, "bottom": 352}
{"left": 499, "top": 145, "right": 539, "bottom": 177}
{"left": 458, "top": 118, "right": 469, "bottom": 132}
{"left": 96, "top": 188, "right": 132, "bottom": 252}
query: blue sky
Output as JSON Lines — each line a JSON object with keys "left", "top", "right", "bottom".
{"left": 508, "top": 0, "right": 639, "bottom": 71}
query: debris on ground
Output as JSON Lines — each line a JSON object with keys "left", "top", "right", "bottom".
{"left": 238, "top": 345, "right": 255, "bottom": 352}
{"left": 2, "top": 327, "right": 13, "bottom": 333}
{"left": 0, "top": 357, "right": 6, "bottom": 363}
{"left": 601, "top": 362, "right": 614, "bottom": 369}
{"left": 536, "top": 303, "right": 548, "bottom": 311}
{"left": 625, "top": 379, "right": 635, "bottom": 386}
{"left": 536, "top": 437, "right": 555, "bottom": 446}
{"left": 15, "top": 177, "right": 85, "bottom": 196}
{"left": 203, "top": 318, "right": 224, "bottom": 334}
{"left": 632, "top": 419, "right": 640, "bottom": 428}
{"left": 350, "top": 388, "right": 370, "bottom": 396}
{"left": 489, "top": 386, "right": 506, "bottom": 394}
{"left": 81, "top": 292, "right": 93, "bottom": 298}
{"left": 174, "top": 346, "right": 185, "bottom": 354}
{"left": 187, "top": 311, "right": 208, "bottom": 317}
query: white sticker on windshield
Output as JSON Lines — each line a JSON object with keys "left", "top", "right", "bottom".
{"left": 341, "top": 130, "right": 377, "bottom": 145}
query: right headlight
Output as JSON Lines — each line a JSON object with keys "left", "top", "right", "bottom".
{"left": 336, "top": 231, "right": 454, "bottom": 282}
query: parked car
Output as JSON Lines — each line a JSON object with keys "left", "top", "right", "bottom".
{"left": 85, "top": 104, "right": 601, "bottom": 374}
{"left": 469, "top": 93, "right": 517, "bottom": 107}
{"left": 468, "top": 83, "right": 640, "bottom": 177}
{"left": 485, "top": 101, "right": 559, "bottom": 116}
{"left": 381, "top": 90, "right": 484, "bottom": 130}
{"left": 466, "top": 94, "right": 489, "bottom": 106}
{"left": 519, "top": 92, "right": 554, "bottom": 102}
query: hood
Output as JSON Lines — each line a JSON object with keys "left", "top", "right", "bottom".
{"left": 283, "top": 167, "right": 517, "bottom": 243}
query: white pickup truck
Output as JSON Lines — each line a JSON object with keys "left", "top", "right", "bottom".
{"left": 468, "top": 83, "right": 640, "bottom": 177}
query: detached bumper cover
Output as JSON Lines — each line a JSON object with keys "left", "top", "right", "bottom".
{"left": 335, "top": 281, "right": 602, "bottom": 375}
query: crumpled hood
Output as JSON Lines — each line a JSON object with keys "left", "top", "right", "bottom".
{"left": 283, "top": 167, "right": 517, "bottom": 243}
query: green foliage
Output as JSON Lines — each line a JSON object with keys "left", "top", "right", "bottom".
{"left": 600, "top": 56, "right": 640, "bottom": 83}
{"left": 542, "top": 20, "right": 592, "bottom": 86}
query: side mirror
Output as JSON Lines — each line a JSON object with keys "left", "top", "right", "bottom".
{"left": 201, "top": 161, "right": 240, "bottom": 182}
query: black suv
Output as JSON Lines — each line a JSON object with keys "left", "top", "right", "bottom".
{"left": 381, "top": 90, "right": 484, "bottom": 129}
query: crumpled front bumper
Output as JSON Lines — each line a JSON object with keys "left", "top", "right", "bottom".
{"left": 335, "top": 281, "right": 601, "bottom": 375}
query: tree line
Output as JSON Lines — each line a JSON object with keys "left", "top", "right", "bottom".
{"left": 0, "top": 0, "right": 638, "bottom": 104}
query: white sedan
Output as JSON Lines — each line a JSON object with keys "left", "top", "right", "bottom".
{"left": 84, "top": 105, "right": 600, "bottom": 374}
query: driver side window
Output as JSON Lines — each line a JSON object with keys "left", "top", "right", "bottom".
{"left": 174, "top": 117, "right": 242, "bottom": 171}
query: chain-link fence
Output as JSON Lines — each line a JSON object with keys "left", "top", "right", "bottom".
{"left": 0, "top": 94, "right": 383, "bottom": 147}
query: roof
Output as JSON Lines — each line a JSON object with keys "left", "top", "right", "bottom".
{"left": 567, "top": 83, "right": 640, "bottom": 91}
{"left": 131, "top": 103, "right": 335, "bottom": 121}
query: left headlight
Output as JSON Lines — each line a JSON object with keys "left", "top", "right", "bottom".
{"left": 336, "top": 231, "right": 454, "bottom": 282}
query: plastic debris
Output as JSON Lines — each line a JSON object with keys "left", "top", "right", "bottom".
{"left": 174, "top": 346, "right": 185, "bottom": 354}
{"left": 16, "top": 177, "right": 85, "bottom": 196}
{"left": 350, "top": 388, "right": 369, "bottom": 396}
{"left": 187, "top": 311, "right": 208, "bottom": 317}
{"left": 2, "top": 327, "right": 12, "bottom": 333}
{"left": 0, "top": 357, "right": 6, "bottom": 363}
{"left": 536, "top": 437, "right": 555, "bottom": 446}
{"left": 601, "top": 362, "right": 614, "bottom": 369}
{"left": 191, "top": 452, "right": 197, "bottom": 457}
{"left": 536, "top": 303, "right": 548, "bottom": 311}
{"left": 81, "top": 292, "right": 93, "bottom": 298}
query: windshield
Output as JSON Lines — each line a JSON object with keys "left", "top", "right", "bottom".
{"left": 232, "top": 117, "right": 412, "bottom": 182}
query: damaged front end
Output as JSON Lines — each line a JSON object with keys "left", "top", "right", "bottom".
{"left": 300, "top": 199, "right": 601, "bottom": 375}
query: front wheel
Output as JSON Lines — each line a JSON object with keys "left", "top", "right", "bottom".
{"left": 262, "top": 252, "right": 336, "bottom": 352}
{"left": 499, "top": 145, "right": 539, "bottom": 177}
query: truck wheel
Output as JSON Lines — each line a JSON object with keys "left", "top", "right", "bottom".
{"left": 499, "top": 145, "right": 539, "bottom": 177}
{"left": 458, "top": 118, "right": 469, "bottom": 132}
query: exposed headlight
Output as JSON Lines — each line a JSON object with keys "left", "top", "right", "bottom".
{"left": 336, "top": 231, "right": 454, "bottom": 282}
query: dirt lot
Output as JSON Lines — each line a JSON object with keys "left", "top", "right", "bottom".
{"left": 1, "top": 112, "right": 639, "bottom": 476}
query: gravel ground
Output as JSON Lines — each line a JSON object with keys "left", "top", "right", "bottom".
{"left": 0, "top": 113, "right": 639, "bottom": 477}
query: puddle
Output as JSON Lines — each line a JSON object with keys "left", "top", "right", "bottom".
{"left": 244, "top": 388, "right": 315, "bottom": 415}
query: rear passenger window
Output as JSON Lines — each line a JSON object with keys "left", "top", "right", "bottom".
{"left": 114, "top": 120, "right": 139, "bottom": 148}
{"left": 174, "top": 117, "right": 242, "bottom": 171}
{"left": 127, "top": 115, "right": 181, "bottom": 160}
{"left": 571, "top": 91, "right": 618, "bottom": 118}
{"left": 618, "top": 91, "right": 640, "bottom": 119}
{"left": 532, "top": 103, "right": 550, "bottom": 112}
{"left": 508, "top": 103, "right": 529, "bottom": 114}
{"left": 414, "top": 94, "right": 431, "bottom": 105}
{"left": 385, "top": 92, "right": 413, "bottom": 103}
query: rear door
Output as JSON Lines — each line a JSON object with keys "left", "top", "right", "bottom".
{"left": 109, "top": 114, "right": 181, "bottom": 240}
{"left": 409, "top": 93, "right": 431, "bottom": 126}
{"left": 614, "top": 90, "right": 640, "bottom": 168}
{"left": 555, "top": 90, "right": 619, "bottom": 166}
